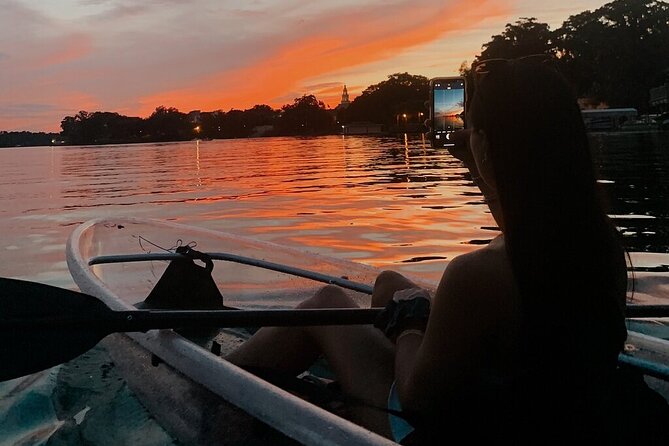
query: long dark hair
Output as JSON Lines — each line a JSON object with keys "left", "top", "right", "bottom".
{"left": 468, "top": 60, "right": 627, "bottom": 368}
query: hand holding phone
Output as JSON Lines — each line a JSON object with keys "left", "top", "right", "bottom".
{"left": 430, "top": 77, "right": 466, "bottom": 147}
{"left": 447, "top": 129, "right": 474, "bottom": 164}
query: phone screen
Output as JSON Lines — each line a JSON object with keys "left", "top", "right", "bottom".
{"left": 431, "top": 77, "right": 465, "bottom": 147}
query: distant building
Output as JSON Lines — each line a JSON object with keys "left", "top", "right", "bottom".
{"left": 581, "top": 108, "right": 637, "bottom": 131}
{"left": 332, "top": 84, "right": 352, "bottom": 125}
{"left": 335, "top": 85, "right": 351, "bottom": 111}
{"left": 650, "top": 83, "right": 668, "bottom": 113}
{"left": 649, "top": 69, "right": 669, "bottom": 115}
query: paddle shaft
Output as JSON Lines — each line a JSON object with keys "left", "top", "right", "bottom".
{"left": 1, "top": 308, "right": 383, "bottom": 334}
{"left": 1, "top": 276, "right": 668, "bottom": 383}
{"left": 3, "top": 304, "right": 665, "bottom": 334}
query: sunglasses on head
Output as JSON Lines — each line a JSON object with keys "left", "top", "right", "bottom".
{"left": 471, "top": 54, "right": 555, "bottom": 85}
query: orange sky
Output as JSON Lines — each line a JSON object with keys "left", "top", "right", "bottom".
{"left": 1, "top": 0, "right": 609, "bottom": 131}
{"left": 137, "top": 0, "right": 507, "bottom": 115}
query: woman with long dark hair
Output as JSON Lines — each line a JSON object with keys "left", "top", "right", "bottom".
{"left": 228, "top": 57, "right": 665, "bottom": 444}
{"left": 449, "top": 55, "right": 629, "bottom": 441}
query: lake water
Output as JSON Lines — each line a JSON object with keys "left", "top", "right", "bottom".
{"left": 1, "top": 133, "right": 669, "bottom": 444}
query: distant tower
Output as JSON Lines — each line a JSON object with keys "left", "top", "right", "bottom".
{"left": 339, "top": 85, "right": 350, "bottom": 109}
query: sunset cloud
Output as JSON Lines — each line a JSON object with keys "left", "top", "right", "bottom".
{"left": 1, "top": 0, "right": 607, "bottom": 131}
{"left": 137, "top": 0, "right": 508, "bottom": 114}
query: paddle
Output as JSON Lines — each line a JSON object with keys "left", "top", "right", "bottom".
{"left": 0, "top": 277, "right": 381, "bottom": 382}
{"left": 1, "top": 277, "right": 668, "bottom": 382}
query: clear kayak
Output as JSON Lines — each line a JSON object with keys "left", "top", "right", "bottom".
{"left": 66, "top": 217, "right": 436, "bottom": 446}
{"left": 66, "top": 217, "right": 669, "bottom": 445}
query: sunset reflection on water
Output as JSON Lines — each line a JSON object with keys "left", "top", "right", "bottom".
{"left": 1, "top": 134, "right": 669, "bottom": 445}
{"left": 4, "top": 133, "right": 668, "bottom": 292}
{"left": 0, "top": 136, "right": 493, "bottom": 287}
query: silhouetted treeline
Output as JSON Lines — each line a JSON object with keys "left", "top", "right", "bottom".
{"left": 468, "top": 0, "right": 669, "bottom": 111}
{"left": 59, "top": 95, "right": 337, "bottom": 145}
{"left": 60, "top": 107, "right": 244, "bottom": 145}
{"left": 0, "top": 131, "right": 60, "bottom": 148}
{"left": 276, "top": 95, "right": 335, "bottom": 135}
{"left": 338, "top": 0, "right": 669, "bottom": 129}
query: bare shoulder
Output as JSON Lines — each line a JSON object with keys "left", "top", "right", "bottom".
{"left": 414, "top": 236, "right": 520, "bottom": 384}
{"left": 435, "top": 236, "right": 517, "bottom": 313}
{"left": 413, "top": 237, "right": 522, "bottom": 399}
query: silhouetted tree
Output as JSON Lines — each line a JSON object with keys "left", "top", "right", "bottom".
{"left": 458, "top": 61, "right": 471, "bottom": 78}
{"left": 339, "top": 73, "right": 429, "bottom": 129}
{"left": 222, "top": 109, "right": 251, "bottom": 138}
{"left": 244, "top": 104, "right": 279, "bottom": 129}
{"left": 276, "top": 95, "right": 334, "bottom": 135}
{"left": 478, "top": 17, "right": 554, "bottom": 61}
{"left": 60, "top": 110, "right": 146, "bottom": 144}
{"left": 554, "top": 0, "right": 669, "bottom": 109}
{"left": 146, "top": 106, "right": 191, "bottom": 141}
{"left": 199, "top": 110, "right": 225, "bottom": 139}
{"left": 60, "top": 115, "right": 81, "bottom": 145}
{"left": 198, "top": 106, "right": 279, "bottom": 139}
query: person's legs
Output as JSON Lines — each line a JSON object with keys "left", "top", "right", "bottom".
{"left": 224, "top": 285, "right": 342, "bottom": 374}
{"left": 228, "top": 270, "right": 419, "bottom": 369}
{"left": 226, "top": 284, "right": 396, "bottom": 437}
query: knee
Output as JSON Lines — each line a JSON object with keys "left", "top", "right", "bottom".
{"left": 374, "top": 270, "right": 407, "bottom": 289}
{"left": 298, "top": 285, "right": 357, "bottom": 309}
{"left": 372, "top": 270, "right": 417, "bottom": 308}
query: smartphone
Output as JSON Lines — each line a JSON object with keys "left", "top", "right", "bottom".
{"left": 430, "top": 77, "right": 466, "bottom": 147}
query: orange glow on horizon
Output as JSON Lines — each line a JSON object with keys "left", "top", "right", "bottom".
{"left": 137, "top": 0, "right": 507, "bottom": 115}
